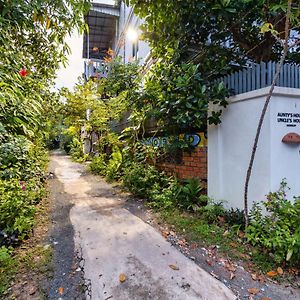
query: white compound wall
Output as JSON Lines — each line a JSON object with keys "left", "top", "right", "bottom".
{"left": 208, "top": 87, "right": 300, "bottom": 209}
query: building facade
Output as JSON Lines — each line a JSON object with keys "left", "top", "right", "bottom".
{"left": 82, "top": 1, "right": 150, "bottom": 80}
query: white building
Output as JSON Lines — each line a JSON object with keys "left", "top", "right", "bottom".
{"left": 82, "top": 1, "right": 150, "bottom": 79}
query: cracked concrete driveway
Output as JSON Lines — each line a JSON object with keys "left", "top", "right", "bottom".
{"left": 51, "top": 151, "right": 236, "bottom": 300}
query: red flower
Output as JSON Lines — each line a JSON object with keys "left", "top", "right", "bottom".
{"left": 19, "top": 181, "right": 26, "bottom": 191}
{"left": 19, "top": 68, "right": 28, "bottom": 77}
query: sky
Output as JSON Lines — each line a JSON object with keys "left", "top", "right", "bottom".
{"left": 55, "top": 1, "right": 115, "bottom": 91}
{"left": 55, "top": 31, "right": 83, "bottom": 91}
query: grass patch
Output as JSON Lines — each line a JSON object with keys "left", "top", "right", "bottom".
{"left": 18, "top": 244, "right": 53, "bottom": 274}
{"left": 158, "top": 208, "right": 277, "bottom": 273}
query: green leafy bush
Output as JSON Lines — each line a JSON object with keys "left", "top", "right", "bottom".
{"left": 89, "top": 154, "right": 107, "bottom": 175}
{"left": 69, "top": 137, "right": 83, "bottom": 160}
{"left": 149, "top": 181, "right": 178, "bottom": 210}
{"left": 0, "top": 136, "right": 47, "bottom": 181}
{"left": 0, "top": 246, "right": 13, "bottom": 264}
{"left": 60, "top": 126, "right": 82, "bottom": 158}
{"left": 0, "top": 134, "right": 47, "bottom": 244}
{"left": 175, "top": 178, "right": 206, "bottom": 211}
{"left": 224, "top": 208, "right": 245, "bottom": 229}
{"left": 123, "top": 162, "right": 168, "bottom": 198}
{"left": 246, "top": 180, "right": 300, "bottom": 264}
{"left": 105, "top": 146, "right": 123, "bottom": 182}
{"left": 0, "top": 139, "right": 47, "bottom": 248}
{"left": 0, "top": 178, "right": 44, "bottom": 240}
{"left": 0, "top": 246, "right": 15, "bottom": 294}
{"left": 197, "top": 199, "right": 225, "bottom": 223}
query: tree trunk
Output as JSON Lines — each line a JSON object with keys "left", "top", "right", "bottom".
{"left": 243, "top": 0, "right": 292, "bottom": 227}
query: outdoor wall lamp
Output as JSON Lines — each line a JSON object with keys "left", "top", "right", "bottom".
{"left": 282, "top": 132, "right": 300, "bottom": 143}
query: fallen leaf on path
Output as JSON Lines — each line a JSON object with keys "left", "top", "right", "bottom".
{"left": 260, "top": 298, "right": 271, "bottom": 300}
{"left": 248, "top": 288, "right": 260, "bottom": 295}
{"left": 239, "top": 253, "right": 251, "bottom": 259}
{"left": 251, "top": 273, "right": 257, "bottom": 281}
{"left": 58, "top": 287, "right": 64, "bottom": 295}
{"left": 162, "top": 231, "right": 169, "bottom": 238}
{"left": 258, "top": 275, "right": 266, "bottom": 283}
{"left": 28, "top": 286, "right": 37, "bottom": 295}
{"left": 238, "top": 230, "right": 245, "bottom": 238}
{"left": 230, "top": 272, "right": 235, "bottom": 280}
{"left": 169, "top": 264, "right": 179, "bottom": 270}
{"left": 190, "top": 243, "right": 198, "bottom": 249}
{"left": 223, "top": 230, "right": 229, "bottom": 236}
{"left": 288, "top": 268, "right": 299, "bottom": 275}
{"left": 177, "top": 239, "right": 186, "bottom": 246}
{"left": 229, "top": 242, "right": 238, "bottom": 248}
{"left": 266, "top": 270, "right": 278, "bottom": 277}
{"left": 225, "top": 262, "right": 236, "bottom": 272}
{"left": 277, "top": 267, "right": 284, "bottom": 275}
{"left": 119, "top": 273, "right": 126, "bottom": 283}
{"left": 205, "top": 259, "right": 213, "bottom": 266}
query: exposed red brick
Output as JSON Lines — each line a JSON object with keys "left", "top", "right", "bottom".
{"left": 157, "top": 146, "right": 207, "bottom": 180}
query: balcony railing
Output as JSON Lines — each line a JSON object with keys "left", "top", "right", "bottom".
{"left": 84, "top": 59, "right": 109, "bottom": 80}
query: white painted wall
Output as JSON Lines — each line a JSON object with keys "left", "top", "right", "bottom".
{"left": 208, "top": 87, "right": 300, "bottom": 209}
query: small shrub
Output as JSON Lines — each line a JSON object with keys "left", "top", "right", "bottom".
{"left": 89, "top": 154, "right": 107, "bottom": 175}
{"left": 0, "top": 178, "right": 44, "bottom": 242}
{"left": 105, "top": 146, "right": 123, "bottom": 181}
{"left": 149, "top": 180, "right": 178, "bottom": 210}
{"left": 197, "top": 199, "right": 225, "bottom": 223}
{"left": 0, "top": 246, "right": 13, "bottom": 264}
{"left": 69, "top": 137, "right": 83, "bottom": 160}
{"left": 246, "top": 180, "right": 300, "bottom": 264}
{"left": 0, "top": 246, "right": 15, "bottom": 294}
{"left": 224, "top": 208, "right": 245, "bottom": 229}
{"left": 0, "top": 136, "right": 47, "bottom": 181}
{"left": 61, "top": 126, "right": 82, "bottom": 157}
{"left": 175, "top": 178, "right": 206, "bottom": 211}
{"left": 123, "top": 162, "right": 167, "bottom": 198}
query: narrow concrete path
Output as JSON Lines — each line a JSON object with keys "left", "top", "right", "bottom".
{"left": 50, "top": 151, "right": 236, "bottom": 300}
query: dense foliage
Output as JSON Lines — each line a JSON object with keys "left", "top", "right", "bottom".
{"left": 141, "top": 62, "right": 229, "bottom": 132}
{"left": 123, "top": 1, "right": 300, "bottom": 136}
{"left": 247, "top": 181, "right": 300, "bottom": 264}
{"left": 59, "top": 59, "right": 140, "bottom": 160}
{"left": 126, "top": 0, "right": 300, "bottom": 63}
{"left": 0, "top": 0, "right": 89, "bottom": 250}
{"left": 119, "top": 2, "right": 300, "bottom": 134}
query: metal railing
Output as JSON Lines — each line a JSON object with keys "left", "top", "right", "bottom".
{"left": 84, "top": 59, "right": 109, "bottom": 80}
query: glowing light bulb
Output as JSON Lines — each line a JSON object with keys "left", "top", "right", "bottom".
{"left": 126, "top": 27, "right": 138, "bottom": 42}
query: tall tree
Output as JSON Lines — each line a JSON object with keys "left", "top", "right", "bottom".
{"left": 126, "top": 0, "right": 300, "bottom": 66}
{"left": 0, "top": 0, "right": 90, "bottom": 138}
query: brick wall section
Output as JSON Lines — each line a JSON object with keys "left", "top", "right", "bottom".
{"left": 157, "top": 147, "right": 207, "bottom": 180}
